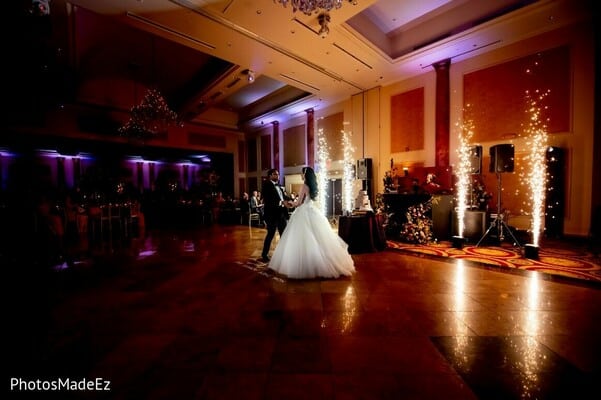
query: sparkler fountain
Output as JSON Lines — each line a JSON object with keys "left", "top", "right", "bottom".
{"left": 522, "top": 89, "right": 550, "bottom": 259}
{"left": 452, "top": 109, "right": 476, "bottom": 248}
{"left": 341, "top": 130, "right": 355, "bottom": 215}
{"left": 316, "top": 128, "right": 330, "bottom": 217}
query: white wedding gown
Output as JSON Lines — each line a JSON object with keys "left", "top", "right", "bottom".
{"left": 269, "top": 185, "right": 355, "bottom": 279}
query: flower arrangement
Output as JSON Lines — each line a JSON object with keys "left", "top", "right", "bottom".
{"left": 383, "top": 170, "right": 395, "bottom": 192}
{"left": 400, "top": 200, "right": 433, "bottom": 244}
{"left": 375, "top": 192, "right": 389, "bottom": 218}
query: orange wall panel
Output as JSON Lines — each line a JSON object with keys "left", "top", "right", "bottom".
{"left": 391, "top": 87, "right": 424, "bottom": 153}
{"left": 464, "top": 46, "right": 570, "bottom": 142}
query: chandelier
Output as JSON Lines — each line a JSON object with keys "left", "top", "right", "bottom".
{"left": 274, "top": 0, "right": 358, "bottom": 16}
{"left": 118, "top": 88, "right": 178, "bottom": 142}
{"left": 317, "top": 12, "right": 330, "bottom": 38}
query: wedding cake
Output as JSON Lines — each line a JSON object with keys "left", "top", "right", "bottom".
{"left": 355, "top": 190, "right": 373, "bottom": 211}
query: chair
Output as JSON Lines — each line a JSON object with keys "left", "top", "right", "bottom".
{"left": 99, "top": 205, "right": 111, "bottom": 238}
{"left": 87, "top": 205, "right": 102, "bottom": 241}
{"left": 249, "top": 210, "right": 261, "bottom": 227}
{"left": 118, "top": 201, "right": 141, "bottom": 238}
{"left": 99, "top": 204, "right": 123, "bottom": 239}
{"left": 110, "top": 204, "right": 123, "bottom": 236}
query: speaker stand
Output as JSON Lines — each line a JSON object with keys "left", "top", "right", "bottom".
{"left": 476, "top": 173, "right": 521, "bottom": 248}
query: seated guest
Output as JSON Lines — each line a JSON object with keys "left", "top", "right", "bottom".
{"left": 239, "top": 192, "right": 250, "bottom": 223}
{"left": 423, "top": 173, "right": 442, "bottom": 194}
{"left": 211, "top": 192, "right": 226, "bottom": 223}
{"left": 239, "top": 192, "right": 250, "bottom": 213}
{"left": 250, "top": 190, "right": 264, "bottom": 223}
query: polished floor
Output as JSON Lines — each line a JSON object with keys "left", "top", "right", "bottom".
{"left": 6, "top": 223, "right": 601, "bottom": 399}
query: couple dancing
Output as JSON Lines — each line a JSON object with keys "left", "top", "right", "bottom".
{"left": 261, "top": 167, "right": 355, "bottom": 279}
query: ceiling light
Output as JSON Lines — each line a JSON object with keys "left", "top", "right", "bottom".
{"left": 244, "top": 69, "right": 256, "bottom": 83}
{"left": 275, "top": 0, "right": 358, "bottom": 17}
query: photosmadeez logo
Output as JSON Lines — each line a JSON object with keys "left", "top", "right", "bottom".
{"left": 10, "top": 377, "right": 111, "bottom": 392}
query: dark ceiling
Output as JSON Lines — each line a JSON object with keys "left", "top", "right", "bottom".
{"left": 5, "top": 4, "right": 311, "bottom": 131}
{"left": 4, "top": 0, "right": 576, "bottom": 135}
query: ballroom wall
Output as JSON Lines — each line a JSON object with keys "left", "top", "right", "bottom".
{"left": 247, "top": 14, "right": 595, "bottom": 238}
{"left": 4, "top": 2, "right": 596, "bottom": 238}
{"left": 374, "top": 19, "right": 595, "bottom": 237}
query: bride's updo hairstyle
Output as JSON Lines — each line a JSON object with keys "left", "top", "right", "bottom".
{"left": 302, "top": 167, "right": 319, "bottom": 200}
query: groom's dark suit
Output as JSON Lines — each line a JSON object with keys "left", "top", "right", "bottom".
{"left": 261, "top": 178, "right": 291, "bottom": 261}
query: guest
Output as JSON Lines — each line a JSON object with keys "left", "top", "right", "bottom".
{"left": 260, "top": 169, "right": 291, "bottom": 262}
{"left": 423, "top": 173, "right": 442, "bottom": 194}
{"left": 35, "top": 194, "right": 66, "bottom": 268}
{"left": 250, "top": 190, "right": 262, "bottom": 212}
{"left": 63, "top": 193, "right": 79, "bottom": 247}
{"left": 256, "top": 191, "right": 263, "bottom": 208}
{"left": 239, "top": 192, "right": 250, "bottom": 223}
{"left": 287, "top": 192, "right": 298, "bottom": 214}
{"left": 212, "top": 191, "right": 226, "bottom": 222}
{"left": 250, "top": 190, "right": 264, "bottom": 225}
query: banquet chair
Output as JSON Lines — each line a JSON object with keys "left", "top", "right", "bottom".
{"left": 128, "top": 201, "right": 141, "bottom": 236}
{"left": 248, "top": 211, "right": 261, "bottom": 227}
{"left": 99, "top": 204, "right": 123, "bottom": 239}
{"left": 99, "top": 205, "right": 111, "bottom": 238}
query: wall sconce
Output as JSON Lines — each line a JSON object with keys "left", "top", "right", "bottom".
{"left": 403, "top": 167, "right": 409, "bottom": 177}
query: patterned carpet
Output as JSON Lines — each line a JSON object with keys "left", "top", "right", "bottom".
{"left": 387, "top": 240, "right": 601, "bottom": 286}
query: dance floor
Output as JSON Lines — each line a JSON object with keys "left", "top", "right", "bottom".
{"left": 386, "top": 239, "right": 601, "bottom": 286}
{"left": 5, "top": 224, "right": 600, "bottom": 399}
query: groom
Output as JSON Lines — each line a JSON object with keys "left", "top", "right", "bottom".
{"left": 261, "top": 168, "right": 291, "bottom": 262}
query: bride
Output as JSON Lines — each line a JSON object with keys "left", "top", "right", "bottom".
{"left": 268, "top": 166, "right": 355, "bottom": 279}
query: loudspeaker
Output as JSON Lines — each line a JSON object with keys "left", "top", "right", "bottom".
{"left": 356, "top": 158, "right": 372, "bottom": 180}
{"left": 432, "top": 194, "right": 454, "bottom": 240}
{"left": 452, "top": 210, "right": 487, "bottom": 242}
{"left": 469, "top": 145, "right": 482, "bottom": 174}
{"left": 489, "top": 144, "right": 514, "bottom": 173}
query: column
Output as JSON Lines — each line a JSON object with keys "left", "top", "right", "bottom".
{"left": 433, "top": 59, "right": 451, "bottom": 168}
{"left": 306, "top": 108, "right": 315, "bottom": 167}
{"left": 0, "top": 153, "right": 3, "bottom": 190}
{"left": 73, "top": 157, "right": 81, "bottom": 188}
{"left": 137, "top": 161, "right": 144, "bottom": 192}
{"left": 149, "top": 162, "right": 156, "bottom": 191}
{"left": 272, "top": 121, "right": 280, "bottom": 170}
{"left": 183, "top": 164, "right": 189, "bottom": 191}
{"left": 57, "top": 156, "right": 66, "bottom": 192}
